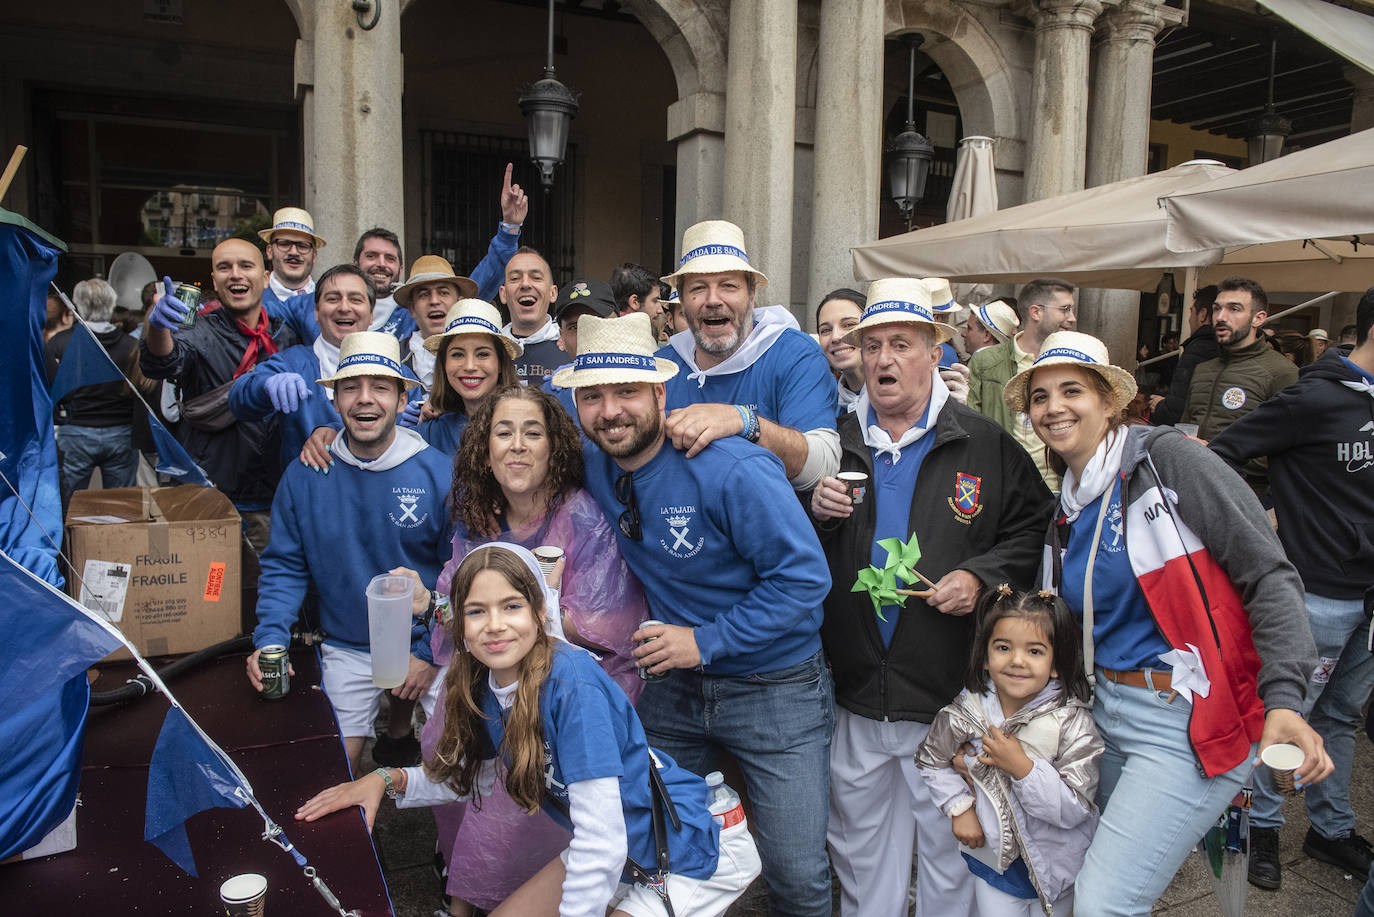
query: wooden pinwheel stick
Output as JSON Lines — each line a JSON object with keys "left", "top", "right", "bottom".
{"left": 896, "top": 588, "right": 934, "bottom": 599}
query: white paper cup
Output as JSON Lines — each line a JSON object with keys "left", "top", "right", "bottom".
{"left": 220, "top": 873, "right": 267, "bottom": 917}
{"left": 533, "top": 545, "right": 564, "bottom": 578}
{"left": 837, "top": 471, "right": 869, "bottom": 505}
{"left": 1260, "top": 743, "right": 1305, "bottom": 795}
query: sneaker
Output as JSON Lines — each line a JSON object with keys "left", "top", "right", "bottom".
{"left": 1248, "top": 825, "right": 1282, "bottom": 890}
{"left": 371, "top": 731, "right": 421, "bottom": 767}
{"left": 1303, "top": 827, "right": 1374, "bottom": 875}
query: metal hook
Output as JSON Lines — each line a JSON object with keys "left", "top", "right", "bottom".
{"left": 351, "top": 0, "right": 381, "bottom": 31}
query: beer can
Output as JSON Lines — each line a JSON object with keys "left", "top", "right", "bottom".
{"left": 637, "top": 619, "right": 668, "bottom": 682}
{"left": 259, "top": 645, "right": 290, "bottom": 699}
{"left": 175, "top": 282, "right": 202, "bottom": 328}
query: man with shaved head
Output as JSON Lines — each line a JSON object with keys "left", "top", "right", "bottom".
{"left": 141, "top": 237, "right": 302, "bottom": 626}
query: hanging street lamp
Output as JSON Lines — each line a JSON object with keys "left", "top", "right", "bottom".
{"left": 886, "top": 33, "right": 935, "bottom": 229}
{"left": 518, "top": 0, "right": 581, "bottom": 189}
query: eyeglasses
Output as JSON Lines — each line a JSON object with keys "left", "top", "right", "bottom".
{"left": 615, "top": 471, "right": 642, "bottom": 541}
{"left": 271, "top": 238, "right": 316, "bottom": 253}
{"left": 1049, "top": 303, "right": 1076, "bottom": 316}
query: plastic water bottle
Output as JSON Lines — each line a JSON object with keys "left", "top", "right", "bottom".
{"left": 704, "top": 771, "right": 746, "bottom": 829}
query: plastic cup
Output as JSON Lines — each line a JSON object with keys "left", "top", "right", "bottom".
{"left": 837, "top": 471, "right": 869, "bottom": 505}
{"left": 533, "top": 545, "right": 564, "bottom": 578}
{"left": 219, "top": 873, "right": 267, "bottom": 917}
{"left": 366, "top": 574, "right": 414, "bottom": 689}
{"left": 1260, "top": 743, "right": 1305, "bottom": 795}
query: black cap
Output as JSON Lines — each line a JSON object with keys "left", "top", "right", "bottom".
{"left": 552, "top": 278, "right": 617, "bottom": 323}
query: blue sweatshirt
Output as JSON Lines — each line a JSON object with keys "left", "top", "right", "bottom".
{"left": 582, "top": 436, "right": 829, "bottom": 676}
{"left": 228, "top": 344, "right": 341, "bottom": 470}
{"left": 414, "top": 411, "right": 469, "bottom": 456}
{"left": 657, "top": 328, "right": 837, "bottom": 434}
{"left": 253, "top": 434, "right": 452, "bottom": 661}
{"left": 273, "top": 228, "right": 520, "bottom": 343}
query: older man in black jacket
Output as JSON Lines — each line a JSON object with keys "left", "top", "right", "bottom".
{"left": 809, "top": 278, "right": 1053, "bottom": 917}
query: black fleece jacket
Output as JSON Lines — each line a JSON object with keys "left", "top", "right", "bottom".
{"left": 1210, "top": 349, "right": 1374, "bottom": 599}
{"left": 810, "top": 402, "right": 1054, "bottom": 722}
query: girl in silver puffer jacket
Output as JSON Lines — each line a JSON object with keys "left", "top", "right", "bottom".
{"left": 916, "top": 589, "right": 1103, "bottom": 916}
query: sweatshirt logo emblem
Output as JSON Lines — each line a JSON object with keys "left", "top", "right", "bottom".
{"left": 948, "top": 472, "right": 984, "bottom": 523}
{"left": 659, "top": 506, "right": 704, "bottom": 558}
{"left": 1221, "top": 386, "right": 1246, "bottom": 410}
{"left": 389, "top": 487, "right": 429, "bottom": 528}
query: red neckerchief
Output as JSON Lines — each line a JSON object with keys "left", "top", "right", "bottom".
{"left": 232, "top": 304, "right": 280, "bottom": 379}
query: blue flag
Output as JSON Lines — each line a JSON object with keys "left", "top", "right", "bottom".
{"left": 144, "top": 705, "right": 250, "bottom": 876}
{"left": 0, "top": 211, "right": 65, "bottom": 585}
{"left": 0, "top": 549, "right": 124, "bottom": 860}
{"left": 49, "top": 321, "right": 125, "bottom": 406}
{"left": 147, "top": 415, "right": 213, "bottom": 487}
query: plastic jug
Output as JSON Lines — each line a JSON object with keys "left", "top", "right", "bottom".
{"left": 366, "top": 573, "right": 413, "bottom": 689}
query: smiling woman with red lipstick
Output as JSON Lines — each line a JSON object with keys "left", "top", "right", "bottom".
{"left": 412, "top": 299, "right": 522, "bottom": 455}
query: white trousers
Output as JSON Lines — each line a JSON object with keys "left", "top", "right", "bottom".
{"left": 974, "top": 878, "right": 1071, "bottom": 916}
{"left": 827, "top": 706, "right": 975, "bottom": 917}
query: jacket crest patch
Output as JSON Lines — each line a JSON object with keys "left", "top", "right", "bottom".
{"left": 948, "top": 472, "right": 984, "bottom": 523}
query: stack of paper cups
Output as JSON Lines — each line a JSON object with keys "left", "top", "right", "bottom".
{"left": 219, "top": 873, "right": 267, "bottom": 916}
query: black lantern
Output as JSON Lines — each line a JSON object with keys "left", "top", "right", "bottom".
{"left": 518, "top": 0, "right": 581, "bottom": 189}
{"left": 1246, "top": 38, "right": 1291, "bottom": 165}
{"left": 886, "top": 33, "right": 935, "bottom": 227}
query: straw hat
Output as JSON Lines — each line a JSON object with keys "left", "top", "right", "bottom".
{"left": 393, "top": 255, "right": 479, "bottom": 307}
{"left": 422, "top": 299, "right": 523, "bottom": 359}
{"left": 922, "top": 278, "right": 961, "bottom": 314}
{"left": 661, "top": 220, "right": 769, "bottom": 291}
{"left": 551, "top": 313, "right": 680, "bottom": 389}
{"left": 1002, "top": 331, "right": 1137, "bottom": 415}
{"left": 258, "top": 207, "right": 326, "bottom": 249}
{"left": 552, "top": 278, "right": 618, "bottom": 323}
{"left": 973, "top": 300, "right": 1020, "bottom": 344}
{"left": 845, "top": 278, "right": 958, "bottom": 346}
{"left": 318, "top": 331, "right": 421, "bottom": 389}
{"left": 1308, "top": 328, "right": 1329, "bottom": 342}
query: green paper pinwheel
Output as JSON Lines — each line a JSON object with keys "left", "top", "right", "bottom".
{"left": 851, "top": 532, "right": 923, "bottom": 621}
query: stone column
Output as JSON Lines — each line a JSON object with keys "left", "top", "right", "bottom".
{"left": 723, "top": 0, "right": 798, "bottom": 308}
{"left": 1080, "top": 0, "right": 1179, "bottom": 365}
{"left": 1023, "top": 0, "right": 1103, "bottom": 202}
{"left": 807, "top": 0, "right": 885, "bottom": 317}
{"left": 667, "top": 91, "right": 728, "bottom": 259}
{"left": 296, "top": 0, "right": 405, "bottom": 266}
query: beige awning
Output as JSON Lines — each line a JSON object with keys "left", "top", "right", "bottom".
{"left": 1162, "top": 127, "right": 1374, "bottom": 253}
{"left": 1257, "top": 0, "right": 1374, "bottom": 76}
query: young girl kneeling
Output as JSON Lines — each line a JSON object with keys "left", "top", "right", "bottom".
{"left": 915, "top": 588, "right": 1103, "bottom": 916}
{"left": 298, "top": 543, "right": 761, "bottom": 917}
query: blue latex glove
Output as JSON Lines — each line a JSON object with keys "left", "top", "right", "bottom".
{"left": 265, "top": 372, "right": 311, "bottom": 414}
{"left": 397, "top": 398, "right": 425, "bottom": 429}
{"left": 148, "top": 276, "right": 191, "bottom": 331}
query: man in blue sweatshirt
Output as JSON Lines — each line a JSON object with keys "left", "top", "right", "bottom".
{"left": 1212, "top": 289, "right": 1374, "bottom": 890}
{"left": 229, "top": 264, "right": 375, "bottom": 469}
{"left": 246, "top": 331, "right": 451, "bottom": 774}
{"left": 555, "top": 312, "right": 835, "bottom": 917}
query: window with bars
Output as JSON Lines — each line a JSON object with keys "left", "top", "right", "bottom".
{"left": 420, "top": 130, "right": 579, "bottom": 289}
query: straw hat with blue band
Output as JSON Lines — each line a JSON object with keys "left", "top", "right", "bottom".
{"left": 258, "top": 206, "right": 327, "bottom": 249}
{"left": 552, "top": 313, "right": 680, "bottom": 388}
{"left": 922, "top": 278, "right": 962, "bottom": 315}
{"left": 974, "top": 300, "right": 1020, "bottom": 344}
{"left": 393, "top": 255, "right": 480, "bottom": 307}
{"left": 1001, "top": 330, "right": 1137, "bottom": 415}
{"left": 319, "top": 331, "right": 422, "bottom": 389}
{"left": 660, "top": 220, "right": 769, "bottom": 291}
{"left": 844, "top": 277, "right": 959, "bottom": 346}
{"left": 423, "top": 300, "right": 523, "bottom": 359}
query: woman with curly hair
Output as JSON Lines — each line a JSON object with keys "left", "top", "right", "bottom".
{"left": 421, "top": 383, "right": 651, "bottom": 914}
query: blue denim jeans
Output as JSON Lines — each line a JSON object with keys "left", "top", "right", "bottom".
{"left": 1074, "top": 672, "right": 1252, "bottom": 917}
{"left": 1250, "top": 593, "right": 1373, "bottom": 838}
{"left": 634, "top": 650, "right": 834, "bottom": 917}
{"left": 56, "top": 424, "right": 138, "bottom": 507}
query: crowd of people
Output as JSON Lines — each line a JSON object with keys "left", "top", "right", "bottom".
{"left": 41, "top": 167, "right": 1374, "bottom": 917}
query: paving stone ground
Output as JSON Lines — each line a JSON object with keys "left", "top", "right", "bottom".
{"left": 369, "top": 701, "right": 1371, "bottom": 917}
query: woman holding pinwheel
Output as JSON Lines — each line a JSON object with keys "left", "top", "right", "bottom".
{"left": 807, "top": 278, "right": 1054, "bottom": 917}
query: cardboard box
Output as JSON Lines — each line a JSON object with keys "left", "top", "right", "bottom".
{"left": 65, "top": 486, "right": 241, "bottom": 660}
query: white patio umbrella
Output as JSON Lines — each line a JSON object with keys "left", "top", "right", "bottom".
{"left": 945, "top": 137, "right": 999, "bottom": 311}
{"left": 1162, "top": 127, "right": 1374, "bottom": 253}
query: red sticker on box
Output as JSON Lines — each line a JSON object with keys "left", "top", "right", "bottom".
{"left": 204, "top": 562, "right": 226, "bottom": 602}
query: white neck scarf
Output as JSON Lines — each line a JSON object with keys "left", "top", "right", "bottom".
{"left": 503, "top": 316, "right": 560, "bottom": 346}
{"left": 837, "top": 378, "right": 863, "bottom": 414}
{"left": 668, "top": 305, "right": 799, "bottom": 388}
{"left": 1341, "top": 380, "right": 1374, "bottom": 399}
{"left": 369, "top": 294, "right": 399, "bottom": 332}
{"left": 269, "top": 272, "right": 314, "bottom": 303}
{"left": 857, "top": 368, "right": 949, "bottom": 464}
{"left": 313, "top": 337, "right": 340, "bottom": 402}
{"left": 331, "top": 426, "right": 428, "bottom": 472}
{"left": 1058, "top": 425, "right": 1129, "bottom": 523}
{"left": 409, "top": 331, "right": 436, "bottom": 391}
